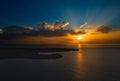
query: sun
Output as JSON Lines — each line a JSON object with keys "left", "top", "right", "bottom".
{"left": 77, "top": 36, "right": 83, "bottom": 40}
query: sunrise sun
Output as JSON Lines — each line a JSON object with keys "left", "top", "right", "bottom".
{"left": 77, "top": 36, "right": 83, "bottom": 40}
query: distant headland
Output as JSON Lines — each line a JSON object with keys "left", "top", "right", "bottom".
{"left": 0, "top": 48, "right": 79, "bottom": 59}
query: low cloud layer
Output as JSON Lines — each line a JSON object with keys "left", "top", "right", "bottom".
{"left": 0, "top": 21, "right": 115, "bottom": 37}
{"left": 0, "top": 21, "right": 86, "bottom": 40}
{"left": 0, "top": 21, "right": 120, "bottom": 45}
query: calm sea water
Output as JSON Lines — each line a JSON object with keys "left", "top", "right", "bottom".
{"left": 0, "top": 45, "right": 120, "bottom": 81}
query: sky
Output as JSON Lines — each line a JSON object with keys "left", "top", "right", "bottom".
{"left": 0, "top": 0, "right": 120, "bottom": 27}
{"left": 0, "top": 0, "right": 120, "bottom": 45}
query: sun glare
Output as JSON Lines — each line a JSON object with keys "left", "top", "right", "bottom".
{"left": 77, "top": 36, "right": 83, "bottom": 40}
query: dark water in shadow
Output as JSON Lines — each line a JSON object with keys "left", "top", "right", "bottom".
{"left": 0, "top": 46, "right": 120, "bottom": 81}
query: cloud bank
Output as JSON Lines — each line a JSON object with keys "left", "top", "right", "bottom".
{"left": 0, "top": 21, "right": 120, "bottom": 45}
{"left": 0, "top": 21, "right": 86, "bottom": 38}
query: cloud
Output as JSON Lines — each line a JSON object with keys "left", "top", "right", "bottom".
{"left": 79, "top": 22, "right": 89, "bottom": 29}
{"left": 36, "top": 21, "right": 85, "bottom": 36}
{"left": 2, "top": 25, "right": 33, "bottom": 34}
{"left": 37, "top": 21, "right": 69, "bottom": 31}
{"left": 78, "top": 22, "right": 114, "bottom": 34}
{"left": 0, "top": 21, "right": 117, "bottom": 40}
{"left": 0, "top": 21, "right": 86, "bottom": 39}
{"left": 96, "top": 25, "right": 112, "bottom": 33}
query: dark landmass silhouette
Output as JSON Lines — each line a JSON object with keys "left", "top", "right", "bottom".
{"left": 0, "top": 48, "right": 79, "bottom": 59}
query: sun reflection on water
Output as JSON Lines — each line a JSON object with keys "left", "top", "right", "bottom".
{"left": 76, "top": 51, "right": 83, "bottom": 64}
{"left": 73, "top": 45, "right": 86, "bottom": 80}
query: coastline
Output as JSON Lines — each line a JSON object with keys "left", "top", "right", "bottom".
{"left": 0, "top": 48, "right": 78, "bottom": 59}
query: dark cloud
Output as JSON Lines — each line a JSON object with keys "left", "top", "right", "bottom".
{"left": 96, "top": 25, "right": 112, "bottom": 33}
{"left": 3, "top": 25, "right": 33, "bottom": 34}
{"left": 0, "top": 21, "right": 86, "bottom": 39}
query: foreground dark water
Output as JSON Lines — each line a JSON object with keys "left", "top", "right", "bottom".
{"left": 0, "top": 45, "right": 120, "bottom": 81}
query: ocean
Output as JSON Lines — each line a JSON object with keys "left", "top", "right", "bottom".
{"left": 0, "top": 44, "right": 120, "bottom": 81}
